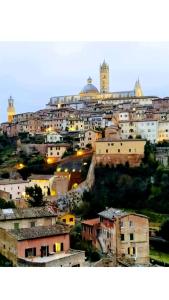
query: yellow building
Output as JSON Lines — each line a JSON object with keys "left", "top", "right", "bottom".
{"left": 7, "top": 96, "right": 16, "bottom": 123}
{"left": 59, "top": 213, "right": 75, "bottom": 226}
{"left": 95, "top": 138, "right": 146, "bottom": 166}
{"left": 100, "top": 60, "right": 109, "bottom": 93}
{"left": 79, "top": 77, "right": 99, "bottom": 98}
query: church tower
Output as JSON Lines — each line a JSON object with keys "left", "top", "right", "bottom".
{"left": 100, "top": 60, "right": 109, "bottom": 93}
{"left": 134, "top": 78, "right": 143, "bottom": 97}
{"left": 7, "top": 96, "right": 15, "bottom": 123}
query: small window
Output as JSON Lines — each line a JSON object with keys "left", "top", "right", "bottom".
{"left": 106, "top": 149, "right": 108, "bottom": 153}
{"left": 121, "top": 234, "right": 125, "bottom": 241}
{"left": 111, "top": 143, "right": 114, "bottom": 146}
{"left": 14, "top": 223, "right": 19, "bottom": 229}
{"left": 69, "top": 218, "right": 73, "bottom": 222}
{"left": 129, "top": 221, "right": 133, "bottom": 227}
{"left": 129, "top": 149, "right": 131, "bottom": 152}
{"left": 120, "top": 221, "right": 124, "bottom": 227}
{"left": 30, "top": 221, "right": 35, "bottom": 228}
{"left": 130, "top": 233, "right": 134, "bottom": 240}
{"left": 62, "top": 218, "right": 66, "bottom": 223}
{"left": 121, "top": 143, "right": 123, "bottom": 146}
{"left": 118, "top": 149, "right": 120, "bottom": 153}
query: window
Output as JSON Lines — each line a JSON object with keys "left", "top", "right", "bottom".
{"left": 129, "top": 149, "right": 131, "bottom": 152}
{"left": 30, "top": 221, "right": 35, "bottom": 228}
{"left": 69, "top": 218, "right": 73, "bottom": 222}
{"left": 129, "top": 220, "right": 133, "bottom": 227}
{"left": 120, "top": 221, "right": 124, "bottom": 227}
{"left": 121, "top": 234, "right": 125, "bottom": 241}
{"left": 121, "top": 143, "right": 123, "bottom": 146}
{"left": 62, "top": 218, "right": 66, "bottom": 223}
{"left": 106, "top": 149, "right": 108, "bottom": 153}
{"left": 130, "top": 233, "right": 134, "bottom": 240}
{"left": 111, "top": 143, "right": 114, "bottom": 146}
{"left": 118, "top": 149, "right": 120, "bottom": 153}
{"left": 25, "top": 247, "right": 36, "bottom": 257}
{"left": 14, "top": 223, "right": 19, "bottom": 229}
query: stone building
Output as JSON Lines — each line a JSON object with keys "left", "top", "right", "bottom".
{"left": 0, "top": 224, "right": 85, "bottom": 267}
{"left": 0, "top": 207, "right": 58, "bottom": 230}
{"left": 82, "top": 208, "right": 149, "bottom": 266}
{"left": 95, "top": 138, "right": 146, "bottom": 166}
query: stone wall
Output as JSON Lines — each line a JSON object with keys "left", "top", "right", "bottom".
{"left": 95, "top": 154, "right": 144, "bottom": 167}
{"left": 17, "top": 249, "right": 85, "bottom": 267}
{"left": 56, "top": 155, "right": 96, "bottom": 211}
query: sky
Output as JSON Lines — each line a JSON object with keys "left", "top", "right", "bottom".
{"left": 0, "top": 41, "right": 169, "bottom": 122}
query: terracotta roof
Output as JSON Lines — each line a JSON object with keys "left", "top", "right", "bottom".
{"left": 96, "top": 138, "right": 146, "bottom": 142}
{"left": 81, "top": 218, "right": 100, "bottom": 226}
{"left": 29, "top": 174, "right": 53, "bottom": 180}
{"left": 8, "top": 224, "right": 70, "bottom": 240}
{"left": 0, "top": 207, "right": 57, "bottom": 221}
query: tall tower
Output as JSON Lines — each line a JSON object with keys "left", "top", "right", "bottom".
{"left": 100, "top": 60, "right": 109, "bottom": 93}
{"left": 7, "top": 96, "right": 15, "bottom": 123}
{"left": 134, "top": 78, "right": 143, "bottom": 97}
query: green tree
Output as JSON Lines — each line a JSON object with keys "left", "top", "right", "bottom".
{"left": 160, "top": 219, "right": 169, "bottom": 241}
{"left": 26, "top": 185, "right": 46, "bottom": 207}
{"left": 0, "top": 198, "right": 16, "bottom": 209}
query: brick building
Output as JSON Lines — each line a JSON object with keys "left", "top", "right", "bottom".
{"left": 0, "top": 224, "right": 85, "bottom": 267}
{"left": 82, "top": 208, "right": 149, "bottom": 266}
{"left": 95, "top": 138, "right": 146, "bottom": 166}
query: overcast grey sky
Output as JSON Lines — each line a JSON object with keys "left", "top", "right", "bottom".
{"left": 0, "top": 42, "right": 169, "bottom": 122}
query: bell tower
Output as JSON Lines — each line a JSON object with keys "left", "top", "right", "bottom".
{"left": 7, "top": 96, "right": 16, "bottom": 123}
{"left": 100, "top": 60, "right": 109, "bottom": 93}
{"left": 134, "top": 78, "right": 143, "bottom": 97}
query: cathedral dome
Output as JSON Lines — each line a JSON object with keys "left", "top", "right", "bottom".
{"left": 80, "top": 77, "right": 99, "bottom": 94}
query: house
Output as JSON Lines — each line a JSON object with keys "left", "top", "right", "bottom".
{"left": 82, "top": 207, "right": 149, "bottom": 266}
{"left": 95, "top": 138, "right": 146, "bottom": 166}
{"left": 28, "top": 174, "right": 55, "bottom": 196}
{"left": 83, "top": 129, "right": 102, "bottom": 150}
{"left": 0, "top": 179, "right": 30, "bottom": 200}
{"left": 59, "top": 213, "right": 75, "bottom": 226}
{"left": 45, "top": 132, "right": 63, "bottom": 143}
{"left": 46, "top": 143, "right": 70, "bottom": 162}
{"left": 0, "top": 223, "right": 85, "bottom": 267}
{"left": 0, "top": 206, "right": 58, "bottom": 230}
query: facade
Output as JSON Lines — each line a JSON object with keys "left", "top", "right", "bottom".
{"left": 82, "top": 208, "right": 149, "bottom": 266}
{"left": 0, "top": 207, "right": 58, "bottom": 230}
{"left": 28, "top": 174, "right": 56, "bottom": 196}
{"left": 45, "top": 132, "right": 63, "bottom": 143}
{"left": 0, "top": 224, "right": 85, "bottom": 267}
{"left": 81, "top": 129, "right": 102, "bottom": 150}
{"left": 7, "top": 96, "right": 16, "bottom": 123}
{"left": 46, "top": 143, "right": 70, "bottom": 161}
{"left": 0, "top": 179, "right": 30, "bottom": 200}
{"left": 59, "top": 213, "right": 75, "bottom": 226}
{"left": 95, "top": 138, "right": 146, "bottom": 166}
{"left": 100, "top": 60, "right": 109, "bottom": 93}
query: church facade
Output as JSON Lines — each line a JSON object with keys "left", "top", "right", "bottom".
{"left": 47, "top": 60, "right": 143, "bottom": 107}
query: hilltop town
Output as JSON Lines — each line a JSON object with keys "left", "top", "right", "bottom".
{"left": 0, "top": 61, "right": 169, "bottom": 267}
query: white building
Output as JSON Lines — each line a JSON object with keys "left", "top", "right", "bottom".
{"left": 0, "top": 179, "right": 30, "bottom": 200}
{"left": 45, "top": 132, "right": 63, "bottom": 143}
{"left": 158, "top": 121, "right": 169, "bottom": 142}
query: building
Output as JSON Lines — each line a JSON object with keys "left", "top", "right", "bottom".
{"left": 0, "top": 224, "right": 85, "bottom": 267}
{"left": 47, "top": 61, "right": 143, "bottom": 108}
{"left": 0, "top": 179, "right": 30, "bottom": 200}
{"left": 95, "top": 138, "right": 146, "bottom": 166}
{"left": 7, "top": 96, "right": 16, "bottom": 123}
{"left": 46, "top": 143, "right": 70, "bottom": 162}
{"left": 82, "top": 207, "right": 149, "bottom": 266}
{"left": 0, "top": 207, "right": 58, "bottom": 230}
{"left": 45, "top": 132, "right": 63, "bottom": 143}
{"left": 80, "top": 129, "right": 102, "bottom": 150}
{"left": 155, "top": 147, "right": 169, "bottom": 166}
{"left": 28, "top": 174, "right": 56, "bottom": 196}
{"left": 59, "top": 213, "right": 75, "bottom": 226}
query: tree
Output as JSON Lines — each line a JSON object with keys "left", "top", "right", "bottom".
{"left": 0, "top": 198, "right": 16, "bottom": 209}
{"left": 160, "top": 219, "right": 169, "bottom": 241}
{"left": 26, "top": 185, "right": 46, "bottom": 207}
